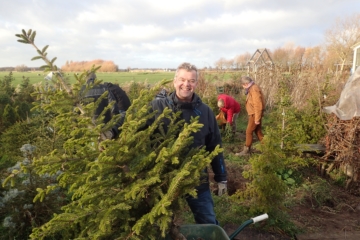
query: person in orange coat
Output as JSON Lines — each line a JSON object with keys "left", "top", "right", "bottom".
{"left": 217, "top": 94, "right": 241, "bottom": 133}
{"left": 235, "top": 76, "right": 265, "bottom": 156}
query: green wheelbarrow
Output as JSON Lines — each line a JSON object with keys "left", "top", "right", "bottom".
{"left": 164, "top": 213, "right": 268, "bottom": 240}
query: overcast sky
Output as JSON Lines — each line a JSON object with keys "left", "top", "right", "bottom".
{"left": 1, "top": 0, "right": 359, "bottom": 69}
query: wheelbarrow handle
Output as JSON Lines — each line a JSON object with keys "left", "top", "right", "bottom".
{"left": 252, "top": 213, "right": 268, "bottom": 223}
{"left": 228, "top": 213, "right": 269, "bottom": 240}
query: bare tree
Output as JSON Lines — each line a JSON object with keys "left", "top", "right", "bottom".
{"left": 325, "top": 13, "right": 360, "bottom": 72}
{"left": 14, "top": 64, "right": 29, "bottom": 72}
{"left": 293, "top": 46, "right": 306, "bottom": 66}
{"left": 271, "top": 47, "right": 290, "bottom": 68}
{"left": 224, "top": 59, "right": 234, "bottom": 69}
{"left": 303, "top": 46, "right": 326, "bottom": 69}
{"left": 214, "top": 57, "right": 227, "bottom": 70}
{"left": 234, "top": 52, "right": 251, "bottom": 70}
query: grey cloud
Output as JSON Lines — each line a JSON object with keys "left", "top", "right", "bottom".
{"left": 1, "top": 0, "right": 360, "bottom": 68}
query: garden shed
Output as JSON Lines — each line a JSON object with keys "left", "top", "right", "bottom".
{"left": 246, "top": 48, "right": 274, "bottom": 72}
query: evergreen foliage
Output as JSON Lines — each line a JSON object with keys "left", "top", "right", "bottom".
{"left": 295, "top": 79, "right": 329, "bottom": 144}
{"left": 0, "top": 71, "right": 15, "bottom": 96}
{"left": 15, "top": 29, "right": 72, "bottom": 95}
{"left": 2, "top": 104, "right": 18, "bottom": 128}
{"left": 0, "top": 113, "right": 65, "bottom": 169}
{"left": 0, "top": 72, "right": 16, "bottom": 132}
{"left": 1, "top": 144, "right": 68, "bottom": 239}
{"left": 15, "top": 76, "right": 36, "bottom": 119}
{"left": 10, "top": 29, "right": 223, "bottom": 239}
{"left": 26, "top": 80, "right": 222, "bottom": 239}
{"left": 127, "top": 81, "right": 150, "bottom": 102}
{"left": 0, "top": 72, "right": 36, "bottom": 133}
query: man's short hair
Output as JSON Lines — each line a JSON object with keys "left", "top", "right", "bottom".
{"left": 175, "top": 62, "right": 198, "bottom": 80}
{"left": 240, "top": 76, "right": 253, "bottom": 84}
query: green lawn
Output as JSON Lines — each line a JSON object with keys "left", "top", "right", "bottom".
{"left": 0, "top": 70, "right": 244, "bottom": 88}
{"left": 0, "top": 71, "right": 176, "bottom": 87}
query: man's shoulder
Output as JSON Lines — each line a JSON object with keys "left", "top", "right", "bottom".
{"left": 81, "top": 83, "right": 106, "bottom": 96}
{"left": 104, "top": 82, "right": 126, "bottom": 93}
{"left": 151, "top": 95, "right": 171, "bottom": 108}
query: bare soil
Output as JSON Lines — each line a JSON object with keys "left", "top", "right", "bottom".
{"left": 220, "top": 185, "right": 360, "bottom": 240}
{"left": 173, "top": 131, "right": 360, "bottom": 240}
{"left": 216, "top": 139, "right": 360, "bottom": 240}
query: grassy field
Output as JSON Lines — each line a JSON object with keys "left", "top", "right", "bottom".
{"left": 0, "top": 70, "right": 243, "bottom": 88}
{"left": 0, "top": 71, "right": 176, "bottom": 87}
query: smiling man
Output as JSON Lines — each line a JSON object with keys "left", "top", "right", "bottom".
{"left": 148, "top": 62, "right": 227, "bottom": 224}
{"left": 173, "top": 65, "right": 197, "bottom": 102}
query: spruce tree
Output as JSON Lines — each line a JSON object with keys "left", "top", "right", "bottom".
{"left": 1, "top": 144, "right": 67, "bottom": 239}
{"left": 27, "top": 80, "right": 221, "bottom": 239}
{"left": 14, "top": 29, "right": 223, "bottom": 239}
{"left": 2, "top": 104, "right": 18, "bottom": 128}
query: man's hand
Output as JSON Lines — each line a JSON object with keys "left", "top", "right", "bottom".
{"left": 98, "top": 130, "right": 114, "bottom": 151}
{"left": 99, "top": 130, "right": 114, "bottom": 141}
{"left": 218, "top": 181, "right": 227, "bottom": 196}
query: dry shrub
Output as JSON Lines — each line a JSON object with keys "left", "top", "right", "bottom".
{"left": 61, "top": 59, "right": 118, "bottom": 72}
{"left": 194, "top": 71, "right": 219, "bottom": 110}
{"left": 321, "top": 114, "right": 360, "bottom": 189}
{"left": 246, "top": 65, "right": 349, "bottom": 110}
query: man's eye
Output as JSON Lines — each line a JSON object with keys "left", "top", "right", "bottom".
{"left": 178, "top": 78, "right": 195, "bottom": 83}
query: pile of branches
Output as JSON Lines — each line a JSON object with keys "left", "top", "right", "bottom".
{"left": 321, "top": 114, "right": 360, "bottom": 188}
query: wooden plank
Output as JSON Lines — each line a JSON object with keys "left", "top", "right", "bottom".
{"left": 295, "top": 144, "right": 326, "bottom": 153}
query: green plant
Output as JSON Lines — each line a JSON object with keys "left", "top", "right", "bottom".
{"left": 14, "top": 28, "right": 224, "bottom": 240}
{"left": 327, "top": 168, "right": 348, "bottom": 187}
{"left": 301, "top": 177, "right": 334, "bottom": 208}
{"left": 233, "top": 133, "right": 289, "bottom": 213}
{"left": 213, "top": 194, "right": 250, "bottom": 225}
{"left": 232, "top": 76, "right": 310, "bottom": 212}
{"left": 1, "top": 73, "right": 35, "bottom": 124}
{"left": 28, "top": 83, "right": 223, "bottom": 239}
{"left": 15, "top": 29, "right": 72, "bottom": 95}
{"left": 222, "top": 123, "right": 235, "bottom": 142}
{"left": 295, "top": 78, "right": 328, "bottom": 144}
{"left": 277, "top": 169, "right": 296, "bottom": 186}
{"left": 264, "top": 210, "right": 300, "bottom": 237}
{"left": 227, "top": 75, "right": 317, "bottom": 237}
{"left": 1, "top": 144, "right": 68, "bottom": 240}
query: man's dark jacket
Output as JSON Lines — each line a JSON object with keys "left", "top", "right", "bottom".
{"left": 80, "top": 83, "right": 129, "bottom": 138}
{"left": 149, "top": 91, "right": 227, "bottom": 193}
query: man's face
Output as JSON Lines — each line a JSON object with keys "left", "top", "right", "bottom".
{"left": 173, "top": 69, "right": 197, "bottom": 102}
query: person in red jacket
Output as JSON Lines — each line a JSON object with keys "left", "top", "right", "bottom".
{"left": 217, "top": 94, "right": 241, "bottom": 133}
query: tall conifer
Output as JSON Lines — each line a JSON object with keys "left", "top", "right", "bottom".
{"left": 14, "top": 29, "right": 223, "bottom": 239}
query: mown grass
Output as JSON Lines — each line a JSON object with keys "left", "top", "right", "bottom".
{"left": 0, "top": 71, "right": 175, "bottom": 87}
{"left": 0, "top": 71, "right": 241, "bottom": 87}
